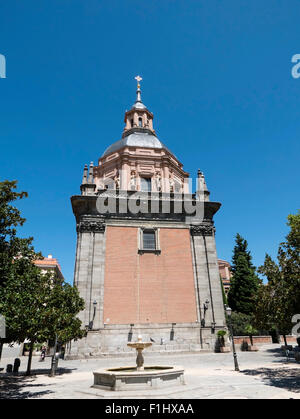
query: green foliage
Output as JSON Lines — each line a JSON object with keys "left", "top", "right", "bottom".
{"left": 220, "top": 276, "right": 227, "bottom": 306}
{"left": 244, "top": 324, "right": 258, "bottom": 336}
{"left": 217, "top": 330, "right": 227, "bottom": 347}
{"left": 41, "top": 280, "right": 86, "bottom": 344}
{"left": 0, "top": 180, "right": 36, "bottom": 290}
{"left": 244, "top": 324, "right": 258, "bottom": 345}
{"left": 24, "top": 343, "right": 44, "bottom": 352}
{"left": 231, "top": 233, "right": 255, "bottom": 273}
{"left": 227, "top": 312, "right": 254, "bottom": 336}
{"left": 227, "top": 234, "right": 259, "bottom": 315}
{"left": 254, "top": 210, "right": 300, "bottom": 336}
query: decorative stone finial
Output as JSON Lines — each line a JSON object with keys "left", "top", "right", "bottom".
{"left": 196, "top": 169, "right": 210, "bottom": 201}
{"left": 88, "top": 162, "right": 94, "bottom": 184}
{"left": 80, "top": 162, "right": 96, "bottom": 195}
{"left": 82, "top": 164, "right": 88, "bottom": 184}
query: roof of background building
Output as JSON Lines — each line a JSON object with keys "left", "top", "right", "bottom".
{"left": 33, "top": 255, "right": 64, "bottom": 280}
{"left": 218, "top": 259, "right": 231, "bottom": 266}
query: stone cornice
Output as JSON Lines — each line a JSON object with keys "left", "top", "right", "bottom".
{"left": 71, "top": 195, "right": 221, "bottom": 224}
{"left": 190, "top": 224, "right": 215, "bottom": 236}
{"left": 76, "top": 220, "right": 106, "bottom": 233}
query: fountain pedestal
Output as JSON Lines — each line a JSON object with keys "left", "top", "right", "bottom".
{"left": 127, "top": 335, "right": 152, "bottom": 371}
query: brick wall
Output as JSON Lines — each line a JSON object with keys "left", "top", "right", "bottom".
{"left": 233, "top": 335, "right": 298, "bottom": 345}
{"left": 103, "top": 226, "right": 197, "bottom": 325}
{"left": 233, "top": 336, "right": 272, "bottom": 345}
{"left": 280, "top": 335, "right": 298, "bottom": 344}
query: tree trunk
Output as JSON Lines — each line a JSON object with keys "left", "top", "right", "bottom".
{"left": 50, "top": 335, "right": 58, "bottom": 377}
{"left": 0, "top": 341, "right": 3, "bottom": 362}
{"left": 250, "top": 335, "right": 253, "bottom": 346}
{"left": 283, "top": 334, "right": 288, "bottom": 347}
{"left": 26, "top": 341, "right": 34, "bottom": 376}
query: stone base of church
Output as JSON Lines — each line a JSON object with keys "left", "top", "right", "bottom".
{"left": 66, "top": 323, "right": 225, "bottom": 359}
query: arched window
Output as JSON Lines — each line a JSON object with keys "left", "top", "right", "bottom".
{"left": 138, "top": 117, "right": 143, "bottom": 127}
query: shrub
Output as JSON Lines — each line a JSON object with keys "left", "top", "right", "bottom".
{"left": 217, "top": 330, "right": 227, "bottom": 347}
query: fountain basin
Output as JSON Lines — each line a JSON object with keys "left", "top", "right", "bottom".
{"left": 92, "top": 365, "right": 185, "bottom": 391}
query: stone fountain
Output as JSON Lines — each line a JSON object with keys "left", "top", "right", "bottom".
{"left": 92, "top": 335, "right": 185, "bottom": 391}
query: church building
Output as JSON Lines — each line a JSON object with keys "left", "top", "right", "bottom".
{"left": 68, "top": 77, "right": 226, "bottom": 358}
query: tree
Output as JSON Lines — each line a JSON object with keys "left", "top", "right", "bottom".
{"left": 1, "top": 263, "right": 86, "bottom": 375}
{"left": 231, "top": 233, "right": 255, "bottom": 274}
{"left": 254, "top": 211, "right": 300, "bottom": 345}
{"left": 0, "top": 180, "right": 32, "bottom": 359}
{"left": 227, "top": 234, "right": 259, "bottom": 315}
{"left": 0, "top": 180, "right": 86, "bottom": 374}
{"left": 0, "top": 180, "right": 32, "bottom": 287}
{"left": 278, "top": 211, "right": 300, "bottom": 315}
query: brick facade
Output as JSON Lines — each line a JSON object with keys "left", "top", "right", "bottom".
{"left": 103, "top": 226, "right": 197, "bottom": 325}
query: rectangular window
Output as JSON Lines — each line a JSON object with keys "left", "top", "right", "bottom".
{"left": 140, "top": 177, "right": 151, "bottom": 192}
{"left": 138, "top": 228, "right": 161, "bottom": 255}
{"left": 143, "top": 230, "right": 156, "bottom": 250}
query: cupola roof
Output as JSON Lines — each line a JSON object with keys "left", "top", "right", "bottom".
{"left": 102, "top": 131, "right": 172, "bottom": 157}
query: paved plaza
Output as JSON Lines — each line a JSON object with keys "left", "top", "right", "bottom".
{"left": 0, "top": 344, "right": 300, "bottom": 399}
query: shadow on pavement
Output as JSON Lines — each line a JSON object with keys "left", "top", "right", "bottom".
{"left": 241, "top": 367, "right": 300, "bottom": 394}
{"left": 0, "top": 367, "right": 76, "bottom": 399}
{"left": 0, "top": 375, "right": 53, "bottom": 399}
{"left": 25, "top": 367, "right": 76, "bottom": 376}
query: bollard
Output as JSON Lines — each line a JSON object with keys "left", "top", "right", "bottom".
{"left": 13, "top": 358, "right": 21, "bottom": 374}
{"left": 6, "top": 364, "right": 13, "bottom": 373}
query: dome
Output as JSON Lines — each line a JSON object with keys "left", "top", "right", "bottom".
{"left": 102, "top": 131, "right": 173, "bottom": 157}
{"left": 132, "top": 101, "right": 146, "bottom": 110}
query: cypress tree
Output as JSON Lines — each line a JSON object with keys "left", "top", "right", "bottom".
{"left": 227, "top": 234, "right": 259, "bottom": 315}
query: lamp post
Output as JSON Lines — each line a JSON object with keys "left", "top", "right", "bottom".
{"left": 201, "top": 299, "right": 210, "bottom": 327}
{"left": 225, "top": 305, "right": 240, "bottom": 372}
{"left": 93, "top": 300, "right": 97, "bottom": 318}
{"left": 89, "top": 300, "right": 97, "bottom": 330}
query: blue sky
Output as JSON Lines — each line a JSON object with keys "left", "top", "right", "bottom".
{"left": 0, "top": 0, "right": 299, "bottom": 283}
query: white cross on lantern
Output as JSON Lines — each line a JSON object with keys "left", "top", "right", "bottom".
{"left": 135, "top": 75, "right": 142, "bottom": 88}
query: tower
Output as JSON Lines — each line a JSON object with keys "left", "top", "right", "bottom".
{"left": 69, "top": 77, "right": 226, "bottom": 358}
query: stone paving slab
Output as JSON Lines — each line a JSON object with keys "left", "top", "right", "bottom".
{"left": 1, "top": 344, "right": 300, "bottom": 399}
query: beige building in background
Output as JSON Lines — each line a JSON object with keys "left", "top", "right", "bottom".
{"left": 33, "top": 254, "right": 64, "bottom": 281}
{"left": 218, "top": 259, "right": 232, "bottom": 294}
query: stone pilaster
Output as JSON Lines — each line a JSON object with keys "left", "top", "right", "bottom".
{"left": 190, "top": 224, "right": 226, "bottom": 332}
{"left": 74, "top": 220, "right": 106, "bottom": 329}
{"left": 203, "top": 234, "right": 226, "bottom": 327}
